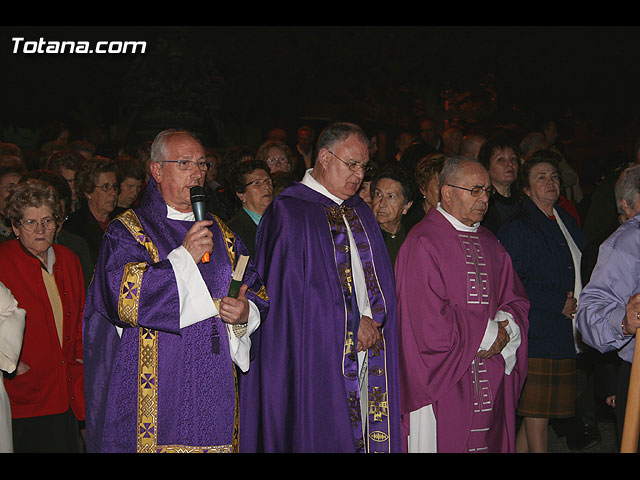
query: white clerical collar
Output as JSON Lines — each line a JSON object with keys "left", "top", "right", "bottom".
{"left": 437, "top": 203, "right": 479, "bottom": 232}
{"left": 166, "top": 204, "right": 196, "bottom": 221}
{"left": 301, "top": 168, "right": 344, "bottom": 205}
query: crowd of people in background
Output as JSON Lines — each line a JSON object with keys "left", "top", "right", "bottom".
{"left": 0, "top": 111, "right": 639, "bottom": 453}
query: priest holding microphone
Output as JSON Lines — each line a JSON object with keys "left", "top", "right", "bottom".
{"left": 82, "top": 129, "right": 269, "bottom": 453}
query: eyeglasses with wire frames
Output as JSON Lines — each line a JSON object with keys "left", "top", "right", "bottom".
{"left": 96, "top": 182, "right": 121, "bottom": 193}
{"left": 266, "top": 156, "right": 288, "bottom": 166}
{"left": 446, "top": 184, "right": 496, "bottom": 197}
{"left": 18, "top": 217, "right": 58, "bottom": 232}
{"left": 327, "top": 150, "right": 373, "bottom": 174}
{"left": 161, "top": 160, "right": 213, "bottom": 171}
{"left": 244, "top": 178, "right": 274, "bottom": 188}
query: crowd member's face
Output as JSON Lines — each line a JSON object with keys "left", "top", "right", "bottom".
{"left": 420, "top": 173, "right": 440, "bottom": 212}
{"left": 544, "top": 121, "right": 558, "bottom": 146}
{"left": 266, "top": 146, "right": 290, "bottom": 174}
{"left": 297, "top": 129, "right": 313, "bottom": 150}
{"left": 419, "top": 119, "right": 438, "bottom": 147}
{"left": 118, "top": 177, "right": 143, "bottom": 208}
{"left": 87, "top": 172, "right": 118, "bottom": 219}
{"left": 358, "top": 181, "right": 373, "bottom": 207}
{"left": 205, "top": 154, "right": 219, "bottom": 184}
{"left": 525, "top": 162, "right": 560, "bottom": 209}
{"left": 237, "top": 169, "right": 273, "bottom": 215}
{"left": 441, "top": 162, "right": 491, "bottom": 226}
{"left": 12, "top": 205, "right": 57, "bottom": 259}
{"left": 0, "top": 173, "right": 21, "bottom": 216}
{"left": 59, "top": 167, "right": 77, "bottom": 204}
{"left": 372, "top": 178, "right": 412, "bottom": 232}
{"left": 316, "top": 134, "right": 369, "bottom": 201}
{"left": 57, "top": 129, "right": 70, "bottom": 143}
{"left": 151, "top": 134, "right": 206, "bottom": 213}
{"left": 488, "top": 147, "right": 519, "bottom": 189}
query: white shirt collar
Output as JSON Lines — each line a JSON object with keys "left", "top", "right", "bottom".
{"left": 166, "top": 204, "right": 195, "bottom": 221}
{"left": 301, "top": 168, "right": 344, "bottom": 205}
{"left": 45, "top": 246, "right": 56, "bottom": 275}
{"left": 437, "top": 203, "right": 479, "bottom": 232}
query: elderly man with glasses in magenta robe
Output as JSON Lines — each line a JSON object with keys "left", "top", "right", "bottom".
{"left": 395, "top": 156, "right": 529, "bottom": 453}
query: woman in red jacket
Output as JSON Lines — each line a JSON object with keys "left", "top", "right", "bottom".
{"left": 0, "top": 179, "right": 85, "bottom": 452}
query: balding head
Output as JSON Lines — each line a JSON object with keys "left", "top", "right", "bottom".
{"left": 459, "top": 133, "right": 486, "bottom": 160}
{"left": 439, "top": 156, "right": 491, "bottom": 226}
{"left": 442, "top": 128, "right": 463, "bottom": 156}
{"left": 519, "top": 132, "right": 548, "bottom": 162}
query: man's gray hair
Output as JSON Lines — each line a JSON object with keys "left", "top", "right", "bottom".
{"left": 438, "top": 156, "right": 483, "bottom": 190}
{"left": 615, "top": 164, "right": 640, "bottom": 214}
{"left": 519, "top": 131, "right": 547, "bottom": 159}
{"left": 150, "top": 128, "right": 201, "bottom": 165}
{"left": 314, "top": 122, "right": 370, "bottom": 162}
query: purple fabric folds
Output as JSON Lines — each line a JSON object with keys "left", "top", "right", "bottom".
{"left": 239, "top": 182, "right": 402, "bottom": 453}
{"left": 83, "top": 178, "right": 268, "bottom": 453}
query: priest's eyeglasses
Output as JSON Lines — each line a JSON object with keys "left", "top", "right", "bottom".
{"left": 446, "top": 184, "right": 496, "bottom": 197}
{"left": 328, "top": 150, "right": 373, "bottom": 174}
{"left": 161, "top": 160, "right": 213, "bottom": 171}
{"left": 18, "top": 217, "right": 58, "bottom": 231}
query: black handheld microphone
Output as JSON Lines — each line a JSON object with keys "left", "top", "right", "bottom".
{"left": 190, "top": 185, "right": 209, "bottom": 263}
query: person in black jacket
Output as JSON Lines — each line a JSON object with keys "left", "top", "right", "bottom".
{"left": 63, "top": 156, "right": 120, "bottom": 263}
{"left": 478, "top": 133, "right": 522, "bottom": 235}
{"left": 226, "top": 160, "right": 273, "bottom": 258}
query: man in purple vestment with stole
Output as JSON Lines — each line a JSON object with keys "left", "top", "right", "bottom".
{"left": 395, "top": 156, "right": 529, "bottom": 453}
{"left": 82, "top": 130, "right": 269, "bottom": 453}
{"left": 240, "top": 122, "right": 402, "bottom": 453}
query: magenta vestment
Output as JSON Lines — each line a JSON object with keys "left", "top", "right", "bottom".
{"left": 395, "top": 208, "right": 529, "bottom": 452}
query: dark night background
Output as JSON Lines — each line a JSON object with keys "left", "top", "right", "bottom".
{"left": 2, "top": 25, "right": 640, "bottom": 191}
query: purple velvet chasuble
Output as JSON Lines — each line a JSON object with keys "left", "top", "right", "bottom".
{"left": 239, "top": 182, "right": 402, "bottom": 453}
{"left": 395, "top": 208, "right": 529, "bottom": 453}
{"left": 83, "top": 178, "right": 268, "bottom": 453}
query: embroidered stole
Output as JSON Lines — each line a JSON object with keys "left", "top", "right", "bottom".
{"left": 324, "top": 205, "right": 392, "bottom": 453}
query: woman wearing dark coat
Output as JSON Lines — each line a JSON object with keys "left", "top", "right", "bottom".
{"left": 498, "top": 150, "right": 587, "bottom": 453}
{"left": 226, "top": 160, "right": 273, "bottom": 259}
{"left": 478, "top": 133, "right": 522, "bottom": 235}
{"left": 63, "top": 157, "right": 120, "bottom": 264}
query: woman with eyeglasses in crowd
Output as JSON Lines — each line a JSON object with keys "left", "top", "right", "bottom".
{"left": 0, "top": 179, "right": 85, "bottom": 452}
{"left": 256, "top": 139, "right": 294, "bottom": 176}
{"left": 227, "top": 160, "right": 274, "bottom": 259}
{"left": 63, "top": 156, "right": 120, "bottom": 264}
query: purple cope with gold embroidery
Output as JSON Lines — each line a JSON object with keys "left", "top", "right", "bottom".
{"left": 82, "top": 177, "right": 269, "bottom": 453}
{"left": 238, "top": 182, "right": 402, "bottom": 453}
